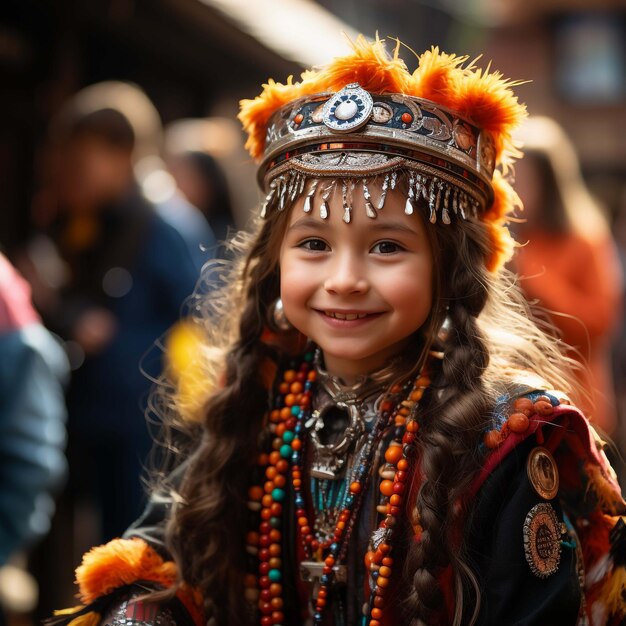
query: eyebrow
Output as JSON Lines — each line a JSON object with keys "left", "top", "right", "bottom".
{"left": 286, "top": 217, "right": 330, "bottom": 232}
{"left": 368, "top": 222, "right": 422, "bottom": 236}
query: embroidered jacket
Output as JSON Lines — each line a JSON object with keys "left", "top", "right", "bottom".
{"left": 52, "top": 390, "right": 626, "bottom": 626}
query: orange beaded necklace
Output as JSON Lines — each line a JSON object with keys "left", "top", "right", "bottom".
{"left": 245, "top": 350, "right": 431, "bottom": 626}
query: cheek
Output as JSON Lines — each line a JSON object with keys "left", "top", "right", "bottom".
{"left": 386, "top": 261, "right": 433, "bottom": 317}
{"left": 279, "top": 255, "right": 313, "bottom": 316}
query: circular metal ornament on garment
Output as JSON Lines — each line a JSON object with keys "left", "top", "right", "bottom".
{"left": 526, "top": 446, "right": 559, "bottom": 500}
{"left": 523, "top": 502, "right": 562, "bottom": 578}
{"left": 322, "top": 83, "right": 373, "bottom": 133}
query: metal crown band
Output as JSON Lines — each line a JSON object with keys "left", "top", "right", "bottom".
{"left": 258, "top": 83, "right": 496, "bottom": 209}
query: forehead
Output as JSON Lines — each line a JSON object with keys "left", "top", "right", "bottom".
{"left": 286, "top": 177, "right": 428, "bottom": 235}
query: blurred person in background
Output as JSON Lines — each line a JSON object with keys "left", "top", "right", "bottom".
{"left": 167, "top": 150, "right": 236, "bottom": 253}
{"left": 15, "top": 82, "right": 203, "bottom": 543}
{"left": 513, "top": 116, "right": 623, "bottom": 436}
{"left": 0, "top": 252, "right": 67, "bottom": 625}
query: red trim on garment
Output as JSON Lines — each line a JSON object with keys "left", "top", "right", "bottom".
{"left": 470, "top": 405, "right": 622, "bottom": 500}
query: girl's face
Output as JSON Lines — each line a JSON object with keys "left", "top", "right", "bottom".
{"left": 279, "top": 178, "right": 434, "bottom": 382}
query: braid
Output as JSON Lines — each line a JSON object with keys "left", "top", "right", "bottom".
{"left": 165, "top": 214, "right": 291, "bottom": 625}
{"left": 402, "top": 218, "right": 493, "bottom": 626}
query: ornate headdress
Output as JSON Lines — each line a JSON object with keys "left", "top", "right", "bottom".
{"left": 239, "top": 36, "right": 526, "bottom": 271}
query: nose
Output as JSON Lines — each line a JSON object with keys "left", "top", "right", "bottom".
{"left": 323, "top": 251, "right": 369, "bottom": 295}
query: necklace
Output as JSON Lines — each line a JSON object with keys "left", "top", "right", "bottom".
{"left": 245, "top": 350, "right": 431, "bottom": 626}
{"left": 308, "top": 349, "right": 409, "bottom": 480}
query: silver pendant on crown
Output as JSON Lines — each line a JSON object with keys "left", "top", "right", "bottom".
{"left": 322, "top": 83, "right": 373, "bottom": 133}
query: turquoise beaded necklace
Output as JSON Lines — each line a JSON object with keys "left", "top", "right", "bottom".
{"left": 244, "top": 350, "right": 431, "bottom": 626}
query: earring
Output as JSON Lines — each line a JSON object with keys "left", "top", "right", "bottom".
{"left": 428, "top": 310, "right": 452, "bottom": 359}
{"left": 436, "top": 314, "right": 452, "bottom": 344}
{"left": 268, "top": 298, "right": 293, "bottom": 332}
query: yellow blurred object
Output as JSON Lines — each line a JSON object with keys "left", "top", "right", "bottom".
{"left": 166, "top": 320, "right": 215, "bottom": 422}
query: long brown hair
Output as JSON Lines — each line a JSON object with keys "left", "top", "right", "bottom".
{"left": 154, "top": 172, "right": 577, "bottom": 625}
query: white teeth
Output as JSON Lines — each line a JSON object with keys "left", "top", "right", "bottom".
{"left": 326, "top": 312, "right": 368, "bottom": 320}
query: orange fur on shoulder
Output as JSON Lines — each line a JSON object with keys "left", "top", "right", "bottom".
{"left": 76, "top": 538, "right": 177, "bottom": 604}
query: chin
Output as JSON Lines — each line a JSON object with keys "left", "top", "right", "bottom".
{"left": 317, "top": 344, "right": 380, "bottom": 363}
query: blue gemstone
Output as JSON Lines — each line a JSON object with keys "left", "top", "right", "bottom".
{"left": 304, "top": 352, "right": 313, "bottom": 362}
{"left": 291, "top": 406, "right": 300, "bottom": 416}
{"left": 268, "top": 569, "right": 282, "bottom": 582}
{"left": 321, "top": 574, "right": 329, "bottom": 584}
{"left": 282, "top": 431, "right": 295, "bottom": 444}
{"left": 271, "top": 488, "right": 285, "bottom": 502}
{"left": 330, "top": 542, "right": 338, "bottom": 553}
{"left": 280, "top": 444, "right": 292, "bottom": 458}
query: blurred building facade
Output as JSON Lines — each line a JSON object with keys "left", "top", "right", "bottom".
{"left": 2, "top": 1, "right": 624, "bottom": 247}
{"left": 317, "top": 0, "right": 626, "bottom": 218}
{"left": 0, "top": 0, "right": 311, "bottom": 249}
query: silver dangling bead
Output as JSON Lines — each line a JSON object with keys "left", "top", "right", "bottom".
{"left": 377, "top": 173, "right": 390, "bottom": 209}
{"left": 390, "top": 170, "right": 398, "bottom": 190}
{"left": 268, "top": 298, "right": 293, "bottom": 331}
{"left": 405, "top": 172, "right": 416, "bottom": 215}
{"left": 437, "top": 314, "right": 452, "bottom": 344}
{"left": 363, "top": 181, "right": 377, "bottom": 218}
{"left": 342, "top": 179, "right": 351, "bottom": 223}
{"left": 429, "top": 312, "right": 452, "bottom": 360}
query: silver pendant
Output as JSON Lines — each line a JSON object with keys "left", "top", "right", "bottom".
{"left": 300, "top": 560, "right": 347, "bottom": 584}
{"left": 322, "top": 83, "right": 373, "bottom": 133}
{"left": 309, "top": 401, "right": 363, "bottom": 479}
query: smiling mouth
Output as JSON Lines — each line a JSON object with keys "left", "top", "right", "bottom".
{"left": 319, "top": 310, "right": 379, "bottom": 320}
{"left": 326, "top": 311, "right": 368, "bottom": 320}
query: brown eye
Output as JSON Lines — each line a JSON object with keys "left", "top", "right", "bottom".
{"left": 371, "top": 241, "right": 403, "bottom": 254}
{"left": 300, "top": 238, "right": 329, "bottom": 251}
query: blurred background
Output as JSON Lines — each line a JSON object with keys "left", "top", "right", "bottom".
{"left": 0, "top": 0, "right": 625, "bottom": 624}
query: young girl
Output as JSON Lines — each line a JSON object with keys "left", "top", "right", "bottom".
{"left": 55, "top": 37, "right": 626, "bottom": 626}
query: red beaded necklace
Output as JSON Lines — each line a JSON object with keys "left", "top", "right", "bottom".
{"left": 245, "top": 350, "right": 431, "bottom": 626}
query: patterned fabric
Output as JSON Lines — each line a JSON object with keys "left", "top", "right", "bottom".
{"left": 54, "top": 388, "right": 626, "bottom": 626}
{"left": 474, "top": 389, "right": 626, "bottom": 626}
{"left": 100, "top": 594, "right": 178, "bottom": 626}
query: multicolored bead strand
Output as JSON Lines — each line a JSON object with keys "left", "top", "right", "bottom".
{"left": 365, "top": 371, "right": 431, "bottom": 626}
{"left": 246, "top": 355, "right": 315, "bottom": 626}
{"left": 245, "top": 352, "right": 432, "bottom": 626}
{"left": 306, "top": 380, "right": 416, "bottom": 626}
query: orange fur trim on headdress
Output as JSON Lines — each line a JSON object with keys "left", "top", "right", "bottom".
{"left": 238, "top": 35, "right": 527, "bottom": 271}
{"left": 75, "top": 538, "right": 177, "bottom": 604}
{"left": 484, "top": 170, "right": 522, "bottom": 271}
{"left": 239, "top": 35, "right": 526, "bottom": 167}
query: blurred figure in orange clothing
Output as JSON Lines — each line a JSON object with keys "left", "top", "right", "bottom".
{"left": 513, "top": 116, "right": 623, "bottom": 434}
